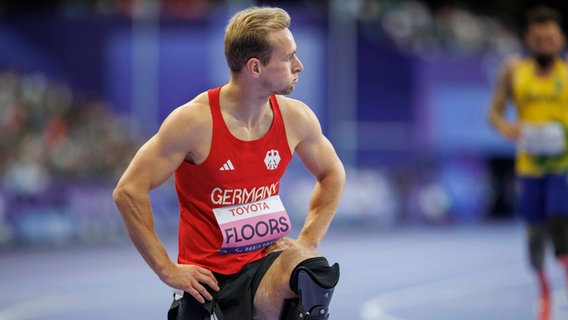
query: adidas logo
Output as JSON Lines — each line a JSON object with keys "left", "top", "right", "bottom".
{"left": 220, "top": 160, "right": 235, "bottom": 171}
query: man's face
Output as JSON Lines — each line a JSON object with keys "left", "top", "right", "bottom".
{"left": 261, "top": 28, "right": 304, "bottom": 95}
{"left": 525, "top": 21, "right": 565, "bottom": 59}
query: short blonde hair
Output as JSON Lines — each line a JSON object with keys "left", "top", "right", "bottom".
{"left": 224, "top": 7, "right": 291, "bottom": 73}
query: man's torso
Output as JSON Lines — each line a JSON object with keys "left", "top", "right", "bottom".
{"left": 174, "top": 86, "right": 294, "bottom": 274}
{"left": 511, "top": 57, "right": 568, "bottom": 176}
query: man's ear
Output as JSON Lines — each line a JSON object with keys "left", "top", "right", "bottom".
{"left": 246, "top": 58, "right": 262, "bottom": 78}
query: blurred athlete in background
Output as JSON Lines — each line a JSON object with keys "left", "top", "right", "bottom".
{"left": 488, "top": 5, "right": 568, "bottom": 320}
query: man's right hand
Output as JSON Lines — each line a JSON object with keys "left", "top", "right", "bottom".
{"left": 497, "top": 121, "right": 521, "bottom": 142}
{"left": 162, "top": 263, "right": 220, "bottom": 303}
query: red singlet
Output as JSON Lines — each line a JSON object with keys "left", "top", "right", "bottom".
{"left": 174, "top": 86, "right": 293, "bottom": 274}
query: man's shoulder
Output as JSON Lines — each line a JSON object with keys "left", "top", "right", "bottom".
{"left": 171, "top": 92, "right": 211, "bottom": 120}
{"left": 181, "top": 91, "right": 210, "bottom": 112}
{"left": 162, "top": 91, "right": 212, "bottom": 134}
{"left": 495, "top": 55, "right": 525, "bottom": 84}
{"left": 155, "top": 91, "right": 213, "bottom": 155}
{"left": 504, "top": 55, "right": 524, "bottom": 71}
{"left": 274, "top": 95, "right": 311, "bottom": 118}
{"left": 274, "top": 95, "right": 321, "bottom": 137}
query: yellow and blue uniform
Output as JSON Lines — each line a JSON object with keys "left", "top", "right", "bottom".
{"left": 512, "top": 57, "right": 568, "bottom": 223}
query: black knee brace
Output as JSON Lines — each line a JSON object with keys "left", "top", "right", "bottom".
{"left": 279, "top": 257, "right": 340, "bottom": 320}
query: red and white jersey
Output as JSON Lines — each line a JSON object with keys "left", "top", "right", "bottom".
{"left": 174, "top": 86, "right": 293, "bottom": 274}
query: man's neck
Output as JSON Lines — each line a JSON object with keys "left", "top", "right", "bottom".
{"left": 533, "top": 55, "right": 557, "bottom": 76}
{"left": 221, "top": 81, "right": 272, "bottom": 127}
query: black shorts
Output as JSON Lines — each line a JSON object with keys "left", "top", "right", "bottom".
{"left": 168, "top": 251, "right": 282, "bottom": 320}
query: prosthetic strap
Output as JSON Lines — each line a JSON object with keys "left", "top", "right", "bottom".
{"left": 279, "top": 257, "right": 340, "bottom": 320}
{"left": 168, "top": 293, "right": 225, "bottom": 320}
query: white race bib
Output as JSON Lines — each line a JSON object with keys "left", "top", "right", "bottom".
{"left": 519, "top": 122, "right": 566, "bottom": 156}
{"left": 212, "top": 195, "right": 291, "bottom": 254}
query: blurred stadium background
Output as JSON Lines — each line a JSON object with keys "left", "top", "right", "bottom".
{"left": 1, "top": 0, "right": 567, "bottom": 319}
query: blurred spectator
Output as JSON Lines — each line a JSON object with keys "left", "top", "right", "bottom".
{"left": 0, "top": 0, "right": 217, "bottom": 20}
{"left": 356, "top": 0, "right": 521, "bottom": 57}
{"left": 0, "top": 69, "right": 140, "bottom": 186}
{"left": 0, "top": 70, "right": 141, "bottom": 246}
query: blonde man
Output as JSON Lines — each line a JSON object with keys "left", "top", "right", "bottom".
{"left": 114, "top": 6, "right": 345, "bottom": 320}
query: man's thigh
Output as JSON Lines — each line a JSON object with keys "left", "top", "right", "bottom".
{"left": 546, "top": 173, "right": 568, "bottom": 215}
{"left": 517, "top": 176, "right": 547, "bottom": 224}
{"left": 253, "top": 248, "right": 321, "bottom": 319}
{"left": 170, "top": 252, "right": 282, "bottom": 320}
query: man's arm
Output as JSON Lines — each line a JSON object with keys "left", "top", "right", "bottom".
{"left": 112, "top": 102, "right": 219, "bottom": 303}
{"left": 295, "top": 130, "right": 345, "bottom": 250}
{"left": 488, "top": 58, "right": 520, "bottom": 141}
{"left": 276, "top": 101, "right": 346, "bottom": 251}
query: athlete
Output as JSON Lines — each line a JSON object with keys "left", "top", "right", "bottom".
{"left": 488, "top": 6, "right": 568, "bottom": 320}
{"left": 113, "top": 6, "right": 345, "bottom": 320}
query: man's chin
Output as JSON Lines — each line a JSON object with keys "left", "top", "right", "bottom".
{"left": 273, "top": 85, "right": 295, "bottom": 95}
